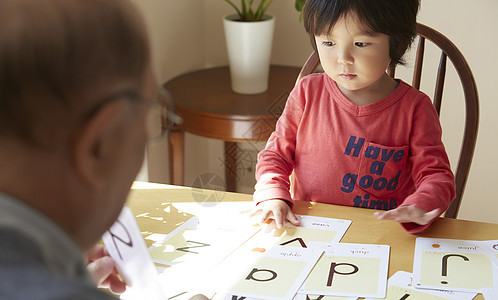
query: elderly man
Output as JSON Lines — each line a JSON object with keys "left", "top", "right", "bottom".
{"left": 0, "top": 0, "right": 157, "bottom": 298}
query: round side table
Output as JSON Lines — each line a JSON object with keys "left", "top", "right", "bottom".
{"left": 164, "top": 65, "right": 300, "bottom": 192}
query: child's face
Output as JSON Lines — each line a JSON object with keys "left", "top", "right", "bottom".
{"left": 315, "top": 13, "right": 393, "bottom": 103}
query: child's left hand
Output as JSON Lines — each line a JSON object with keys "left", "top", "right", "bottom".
{"left": 373, "top": 205, "right": 441, "bottom": 225}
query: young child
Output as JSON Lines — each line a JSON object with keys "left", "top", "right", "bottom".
{"left": 251, "top": 0, "right": 455, "bottom": 233}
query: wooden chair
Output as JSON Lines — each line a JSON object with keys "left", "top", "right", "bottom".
{"left": 296, "top": 23, "right": 479, "bottom": 219}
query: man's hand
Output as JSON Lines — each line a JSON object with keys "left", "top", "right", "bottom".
{"left": 249, "top": 199, "right": 300, "bottom": 229}
{"left": 86, "top": 244, "right": 126, "bottom": 294}
{"left": 374, "top": 205, "right": 441, "bottom": 225}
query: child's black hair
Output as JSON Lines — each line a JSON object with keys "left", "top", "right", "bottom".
{"left": 303, "top": 0, "right": 420, "bottom": 68}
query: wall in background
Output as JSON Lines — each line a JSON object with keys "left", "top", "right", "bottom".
{"left": 400, "top": 1, "right": 498, "bottom": 224}
{"left": 135, "top": 0, "right": 497, "bottom": 224}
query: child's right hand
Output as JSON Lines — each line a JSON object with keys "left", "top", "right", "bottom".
{"left": 249, "top": 199, "right": 300, "bottom": 229}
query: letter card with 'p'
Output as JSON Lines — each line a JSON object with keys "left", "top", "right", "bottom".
{"left": 298, "top": 243, "right": 390, "bottom": 299}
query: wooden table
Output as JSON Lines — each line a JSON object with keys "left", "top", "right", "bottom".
{"left": 164, "top": 66, "right": 300, "bottom": 192}
{"left": 127, "top": 182, "right": 498, "bottom": 299}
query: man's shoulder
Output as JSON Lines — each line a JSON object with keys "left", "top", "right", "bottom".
{"left": 0, "top": 264, "right": 117, "bottom": 300}
{"left": 0, "top": 229, "right": 116, "bottom": 299}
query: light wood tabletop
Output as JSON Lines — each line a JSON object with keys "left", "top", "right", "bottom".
{"left": 127, "top": 182, "right": 497, "bottom": 299}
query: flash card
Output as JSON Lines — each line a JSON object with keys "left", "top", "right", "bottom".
{"left": 212, "top": 245, "right": 323, "bottom": 300}
{"left": 102, "top": 206, "right": 166, "bottom": 300}
{"left": 364, "top": 271, "right": 477, "bottom": 300}
{"left": 292, "top": 294, "right": 356, "bottom": 300}
{"left": 148, "top": 216, "right": 259, "bottom": 267}
{"left": 148, "top": 215, "right": 260, "bottom": 299}
{"left": 219, "top": 291, "right": 356, "bottom": 300}
{"left": 479, "top": 240, "right": 498, "bottom": 266}
{"left": 413, "top": 237, "right": 498, "bottom": 293}
{"left": 253, "top": 215, "right": 351, "bottom": 249}
{"left": 481, "top": 287, "right": 498, "bottom": 300}
{"left": 299, "top": 242, "right": 390, "bottom": 299}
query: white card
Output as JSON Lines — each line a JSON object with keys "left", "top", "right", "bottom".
{"left": 299, "top": 242, "right": 390, "bottom": 299}
{"left": 151, "top": 215, "right": 259, "bottom": 299}
{"left": 364, "top": 271, "right": 476, "bottom": 300}
{"left": 413, "top": 237, "right": 498, "bottom": 293}
{"left": 292, "top": 293, "right": 357, "bottom": 299}
{"left": 220, "top": 295, "right": 355, "bottom": 300}
{"left": 254, "top": 215, "right": 352, "bottom": 249}
{"left": 479, "top": 240, "right": 498, "bottom": 267}
{"left": 481, "top": 287, "right": 498, "bottom": 300}
{"left": 148, "top": 214, "right": 260, "bottom": 266}
{"left": 102, "top": 206, "right": 165, "bottom": 300}
{"left": 212, "top": 245, "right": 323, "bottom": 300}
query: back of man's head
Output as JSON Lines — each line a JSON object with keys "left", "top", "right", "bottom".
{"left": 0, "top": 0, "right": 154, "bottom": 251}
{"left": 0, "top": 0, "right": 150, "bottom": 147}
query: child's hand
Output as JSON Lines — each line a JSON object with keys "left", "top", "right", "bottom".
{"left": 374, "top": 205, "right": 441, "bottom": 225}
{"left": 249, "top": 199, "right": 300, "bottom": 229}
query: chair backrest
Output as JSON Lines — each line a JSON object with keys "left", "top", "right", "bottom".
{"left": 296, "top": 23, "right": 479, "bottom": 219}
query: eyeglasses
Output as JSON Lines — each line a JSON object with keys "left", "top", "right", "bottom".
{"left": 83, "top": 86, "right": 182, "bottom": 142}
{"left": 146, "top": 87, "right": 183, "bottom": 142}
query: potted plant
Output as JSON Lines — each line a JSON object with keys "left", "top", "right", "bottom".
{"left": 223, "top": 0, "right": 306, "bottom": 94}
{"left": 224, "top": 0, "right": 306, "bottom": 21}
{"left": 224, "top": 0, "right": 273, "bottom": 21}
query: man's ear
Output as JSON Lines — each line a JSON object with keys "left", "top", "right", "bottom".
{"left": 72, "top": 100, "right": 128, "bottom": 187}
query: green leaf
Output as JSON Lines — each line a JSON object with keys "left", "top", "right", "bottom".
{"left": 295, "top": 0, "right": 306, "bottom": 11}
{"left": 241, "top": 0, "right": 247, "bottom": 18}
{"left": 224, "top": 0, "right": 243, "bottom": 19}
{"left": 224, "top": 0, "right": 299, "bottom": 21}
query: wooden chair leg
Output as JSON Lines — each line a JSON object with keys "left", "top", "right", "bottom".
{"left": 169, "top": 129, "right": 185, "bottom": 186}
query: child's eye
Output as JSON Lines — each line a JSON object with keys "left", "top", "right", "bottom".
{"left": 322, "top": 41, "right": 335, "bottom": 47}
{"left": 355, "top": 42, "right": 370, "bottom": 47}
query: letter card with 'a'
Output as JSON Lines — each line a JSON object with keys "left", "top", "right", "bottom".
{"left": 212, "top": 245, "right": 323, "bottom": 300}
{"left": 298, "top": 243, "right": 390, "bottom": 299}
{"left": 412, "top": 237, "right": 498, "bottom": 294}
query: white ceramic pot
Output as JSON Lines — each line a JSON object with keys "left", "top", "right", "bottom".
{"left": 223, "top": 14, "right": 275, "bottom": 94}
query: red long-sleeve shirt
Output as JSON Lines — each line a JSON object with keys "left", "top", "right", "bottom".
{"left": 254, "top": 73, "right": 455, "bottom": 233}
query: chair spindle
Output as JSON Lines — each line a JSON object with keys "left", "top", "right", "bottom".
{"left": 412, "top": 36, "right": 425, "bottom": 90}
{"left": 433, "top": 52, "right": 447, "bottom": 116}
